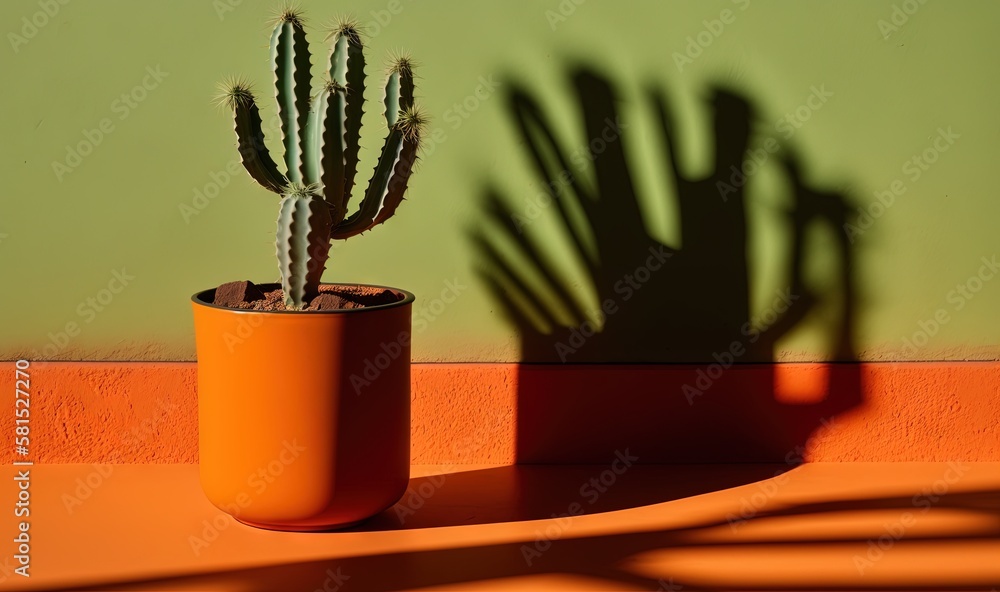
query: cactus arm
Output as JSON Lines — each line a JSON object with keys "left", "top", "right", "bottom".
{"left": 225, "top": 86, "right": 286, "bottom": 194}
{"left": 270, "top": 16, "right": 312, "bottom": 185}
{"left": 383, "top": 59, "right": 414, "bottom": 128}
{"left": 330, "top": 128, "right": 406, "bottom": 239}
{"left": 312, "top": 83, "right": 349, "bottom": 225}
{"left": 331, "top": 113, "right": 421, "bottom": 239}
{"left": 276, "top": 190, "right": 332, "bottom": 309}
{"left": 327, "top": 24, "right": 365, "bottom": 207}
{"left": 369, "top": 137, "right": 417, "bottom": 227}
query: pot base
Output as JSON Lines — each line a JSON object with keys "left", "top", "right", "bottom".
{"left": 235, "top": 517, "right": 367, "bottom": 532}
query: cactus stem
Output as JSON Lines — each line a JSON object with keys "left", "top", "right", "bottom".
{"left": 215, "top": 76, "right": 255, "bottom": 110}
{"left": 324, "top": 16, "right": 363, "bottom": 43}
{"left": 323, "top": 79, "right": 345, "bottom": 93}
{"left": 385, "top": 50, "right": 416, "bottom": 76}
{"left": 270, "top": 4, "right": 306, "bottom": 28}
{"left": 397, "top": 107, "right": 427, "bottom": 143}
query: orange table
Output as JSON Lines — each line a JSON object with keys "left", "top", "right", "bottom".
{"left": 3, "top": 463, "right": 999, "bottom": 590}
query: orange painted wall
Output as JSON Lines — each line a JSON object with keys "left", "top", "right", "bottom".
{"left": 2, "top": 362, "right": 997, "bottom": 464}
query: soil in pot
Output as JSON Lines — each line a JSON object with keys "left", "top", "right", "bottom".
{"left": 212, "top": 281, "right": 401, "bottom": 311}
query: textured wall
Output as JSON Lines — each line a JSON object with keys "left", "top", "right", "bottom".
{"left": 4, "top": 362, "right": 997, "bottom": 464}
{"left": 1, "top": 1, "right": 999, "bottom": 363}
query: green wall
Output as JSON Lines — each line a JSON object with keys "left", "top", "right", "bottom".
{"left": 1, "top": 0, "right": 997, "bottom": 362}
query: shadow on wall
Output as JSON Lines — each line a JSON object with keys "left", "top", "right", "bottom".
{"left": 469, "top": 66, "right": 864, "bottom": 463}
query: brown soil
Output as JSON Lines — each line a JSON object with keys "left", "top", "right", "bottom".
{"left": 212, "top": 281, "right": 400, "bottom": 311}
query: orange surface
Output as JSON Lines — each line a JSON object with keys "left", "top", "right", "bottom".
{"left": 2, "top": 463, "right": 998, "bottom": 590}
{"left": 1, "top": 362, "right": 999, "bottom": 463}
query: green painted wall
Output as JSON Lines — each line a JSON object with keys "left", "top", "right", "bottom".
{"left": 1, "top": 0, "right": 997, "bottom": 362}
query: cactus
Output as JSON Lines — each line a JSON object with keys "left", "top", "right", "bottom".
{"left": 219, "top": 8, "right": 425, "bottom": 310}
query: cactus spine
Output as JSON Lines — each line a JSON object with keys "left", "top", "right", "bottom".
{"left": 221, "top": 9, "right": 425, "bottom": 310}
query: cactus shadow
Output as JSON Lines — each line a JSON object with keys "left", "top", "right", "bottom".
{"left": 73, "top": 485, "right": 1000, "bottom": 590}
{"left": 354, "top": 463, "right": 790, "bottom": 530}
{"left": 469, "top": 66, "right": 864, "bottom": 464}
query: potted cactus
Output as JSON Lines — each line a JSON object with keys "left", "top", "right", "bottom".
{"left": 190, "top": 8, "right": 424, "bottom": 531}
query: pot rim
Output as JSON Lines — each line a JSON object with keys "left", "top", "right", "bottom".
{"left": 191, "top": 282, "right": 415, "bottom": 315}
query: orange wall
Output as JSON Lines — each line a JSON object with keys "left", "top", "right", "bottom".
{"left": 3, "top": 362, "right": 998, "bottom": 464}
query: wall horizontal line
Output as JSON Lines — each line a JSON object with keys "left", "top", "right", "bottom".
{"left": 3, "top": 361, "right": 997, "bottom": 464}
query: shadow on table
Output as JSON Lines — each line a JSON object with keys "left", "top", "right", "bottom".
{"left": 75, "top": 479, "right": 1000, "bottom": 591}
{"left": 355, "top": 464, "right": 788, "bottom": 530}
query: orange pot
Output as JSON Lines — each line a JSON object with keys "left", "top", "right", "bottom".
{"left": 191, "top": 283, "right": 413, "bottom": 531}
